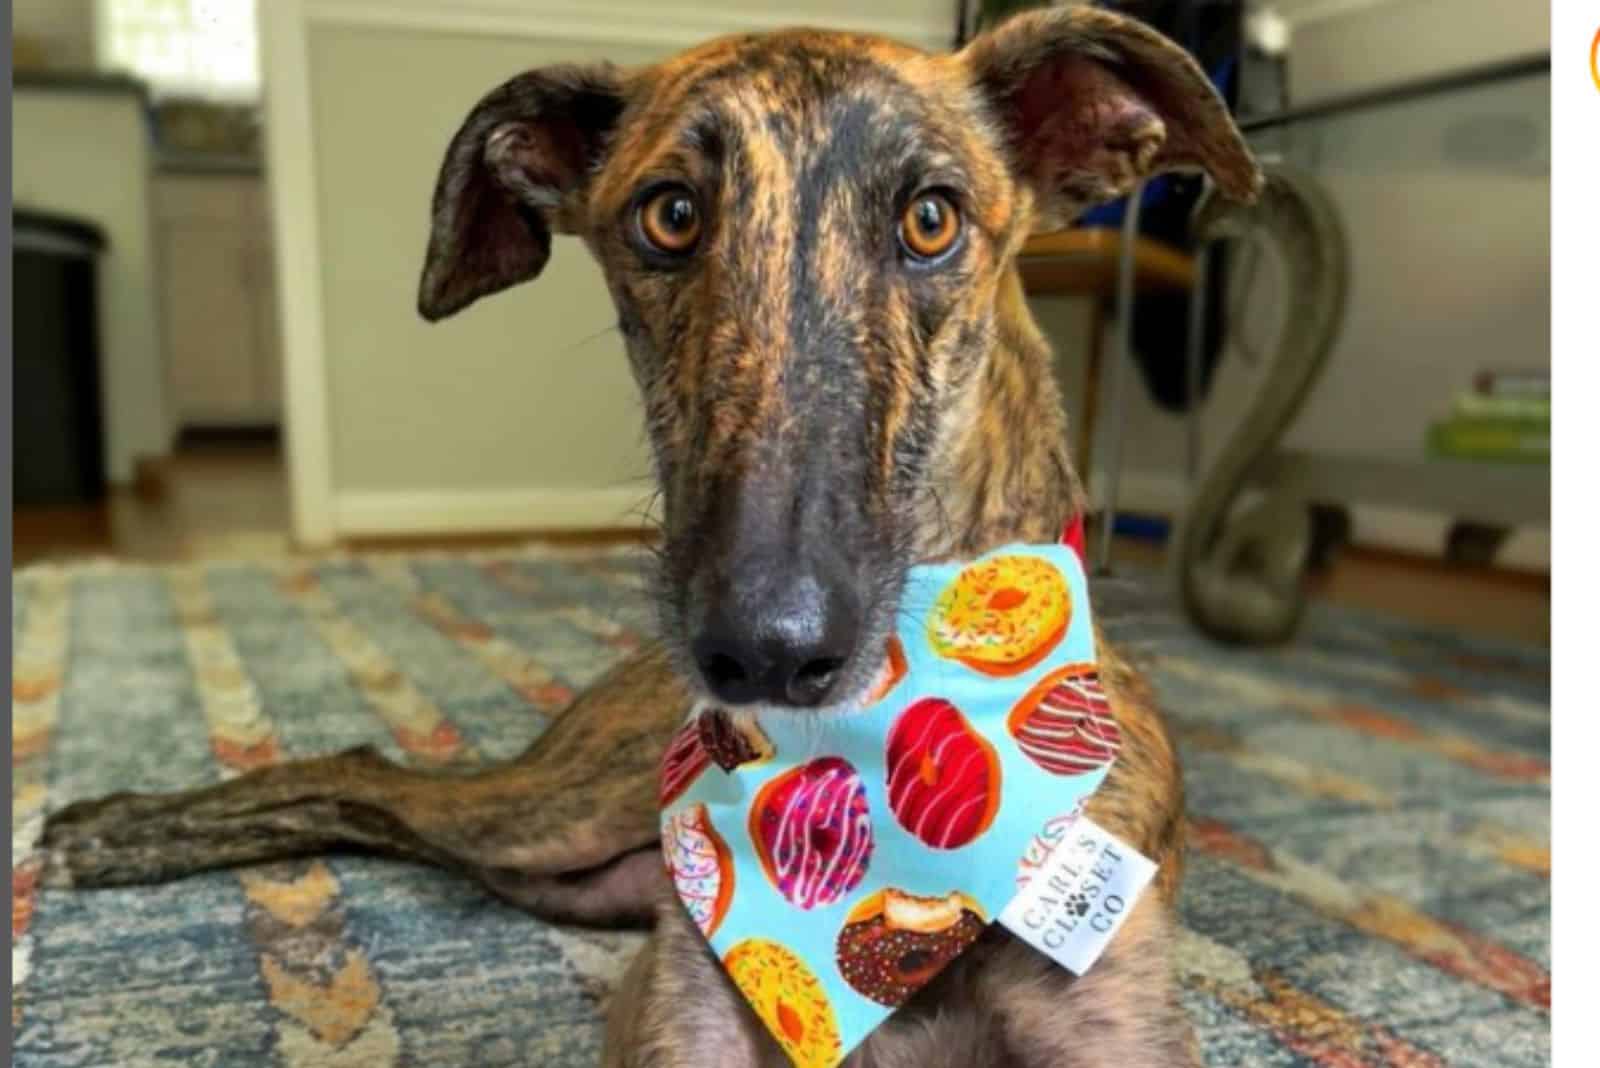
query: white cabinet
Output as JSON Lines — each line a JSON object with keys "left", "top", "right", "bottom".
{"left": 155, "top": 172, "right": 282, "bottom": 427}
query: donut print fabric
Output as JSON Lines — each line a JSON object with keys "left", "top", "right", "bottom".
{"left": 663, "top": 802, "right": 734, "bottom": 937}
{"left": 1007, "top": 664, "right": 1121, "bottom": 776}
{"left": 885, "top": 699, "right": 1000, "bottom": 849}
{"left": 750, "top": 757, "right": 875, "bottom": 909}
{"left": 835, "top": 889, "right": 986, "bottom": 1006}
{"left": 659, "top": 535, "right": 1128, "bottom": 1068}
{"left": 724, "top": 939, "right": 843, "bottom": 1068}
{"left": 657, "top": 718, "right": 710, "bottom": 807}
{"left": 926, "top": 555, "right": 1070, "bottom": 676}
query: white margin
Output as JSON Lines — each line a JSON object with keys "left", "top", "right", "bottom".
{"left": 1550, "top": 1, "right": 1590, "bottom": 1059}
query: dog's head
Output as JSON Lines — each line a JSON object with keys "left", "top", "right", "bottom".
{"left": 418, "top": 6, "right": 1258, "bottom": 711}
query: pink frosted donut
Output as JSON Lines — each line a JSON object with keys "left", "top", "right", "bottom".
{"left": 749, "top": 757, "right": 873, "bottom": 910}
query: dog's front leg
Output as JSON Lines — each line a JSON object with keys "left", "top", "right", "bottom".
{"left": 603, "top": 902, "right": 776, "bottom": 1068}
{"left": 980, "top": 899, "right": 1202, "bottom": 1068}
{"left": 43, "top": 644, "right": 691, "bottom": 926}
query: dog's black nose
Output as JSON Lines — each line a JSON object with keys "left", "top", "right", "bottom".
{"left": 691, "top": 565, "right": 862, "bottom": 708}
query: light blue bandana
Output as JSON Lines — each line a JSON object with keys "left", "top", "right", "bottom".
{"left": 658, "top": 530, "right": 1119, "bottom": 1068}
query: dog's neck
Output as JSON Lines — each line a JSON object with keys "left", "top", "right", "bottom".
{"left": 918, "top": 266, "right": 1085, "bottom": 563}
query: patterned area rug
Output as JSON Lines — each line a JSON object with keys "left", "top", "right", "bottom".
{"left": 12, "top": 549, "right": 1550, "bottom": 1066}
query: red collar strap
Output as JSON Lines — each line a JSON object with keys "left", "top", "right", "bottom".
{"left": 1060, "top": 514, "right": 1086, "bottom": 558}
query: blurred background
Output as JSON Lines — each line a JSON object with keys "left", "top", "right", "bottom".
{"left": 12, "top": 0, "right": 1550, "bottom": 644}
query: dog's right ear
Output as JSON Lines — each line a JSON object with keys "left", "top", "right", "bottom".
{"left": 418, "top": 64, "right": 626, "bottom": 322}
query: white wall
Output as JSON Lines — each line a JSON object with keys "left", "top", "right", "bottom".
{"left": 11, "top": 0, "right": 97, "bottom": 69}
{"left": 13, "top": 88, "right": 173, "bottom": 484}
{"left": 1271, "top": 0, "right": 1550, "bottom": 103}
{"left": 264, "top": 0, "right": 956, "bottom": 545}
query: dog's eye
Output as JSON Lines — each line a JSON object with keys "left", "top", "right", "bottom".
{"left": 636, "top": 186, "right": 702, "bottom": 256}
{"left": 899, "top": 192, "right": 961, "bottom": 262}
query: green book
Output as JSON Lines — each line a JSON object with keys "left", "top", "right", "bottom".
{"left": 1450, "top": 392, "right": 1551, "bottom": 421}
{"left": 1427, "top": 417, "right": 1549, "bottom": 463}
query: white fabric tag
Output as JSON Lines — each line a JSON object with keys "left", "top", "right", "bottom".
{"left": 998, "top": 814, "right": 1158, "bottom": 975}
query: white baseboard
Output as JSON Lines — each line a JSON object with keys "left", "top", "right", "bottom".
{"left": 333, "top": 487, "right": 657, "bottom": 537}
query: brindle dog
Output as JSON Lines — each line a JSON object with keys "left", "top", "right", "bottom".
{"left": 43, "top": 7, "right": 1260, "bottom": 1065}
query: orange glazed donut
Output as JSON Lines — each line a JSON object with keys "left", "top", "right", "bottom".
{"left": 723, "top": 939, "right": 842, "bottom": 1068}
{"left": 927, "top": 555, "right": 1070, "bottom": 676}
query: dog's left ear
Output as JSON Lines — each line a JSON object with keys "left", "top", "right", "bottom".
{"left": 961, "top": 6, "right": 1261, "bottom": 231}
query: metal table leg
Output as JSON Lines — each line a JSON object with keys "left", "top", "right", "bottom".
{"left": 1185, "top": 242, "right": 1212, "bottom": 485}
{"left": 1093, "top": 179, "right": 1146, "bottom": 575}
{"left": 1167, "top": 165, "right": 1349, "bottom": 643}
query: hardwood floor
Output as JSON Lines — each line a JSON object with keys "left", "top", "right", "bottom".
{"left": 13, "top": 441, "right": 1550, "bottom": 646}
{"left": 14, "top": 440, "right": 293, "bottom": 567}
{"left": 1111, "top": 537, "right": 1550, "bottom": 646}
